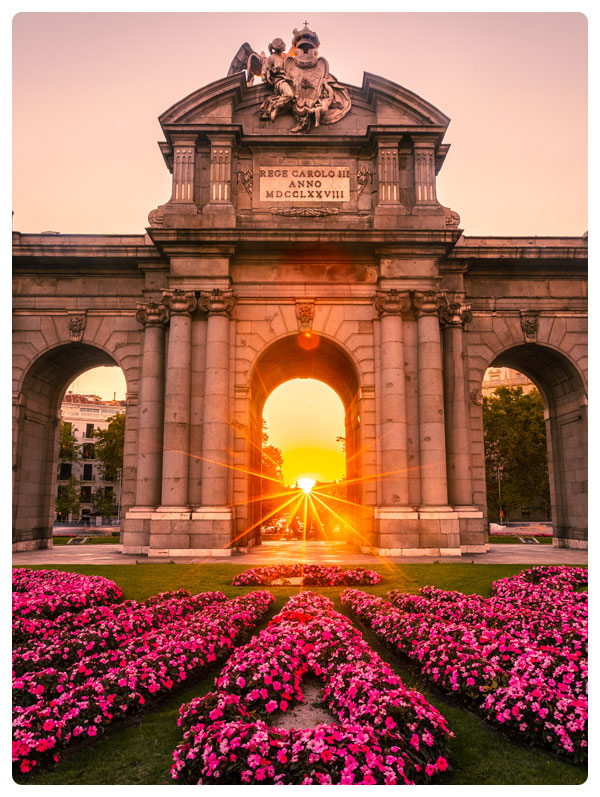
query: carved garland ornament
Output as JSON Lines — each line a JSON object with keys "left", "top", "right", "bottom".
{"left": 270, "top": 206, "right": 339, "bottom": 217}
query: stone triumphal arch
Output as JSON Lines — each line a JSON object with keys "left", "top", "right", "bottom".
{"left": 13, "top": 24, "right": 587, "bottom": 554}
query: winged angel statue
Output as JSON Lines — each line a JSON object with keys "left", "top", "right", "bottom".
{"left": 227, "top": 23, "right": 351, "bottom": 134}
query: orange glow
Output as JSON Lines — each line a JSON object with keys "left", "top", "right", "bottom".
{"left": 297, "top": 331, "right": 320, "bottom": 351}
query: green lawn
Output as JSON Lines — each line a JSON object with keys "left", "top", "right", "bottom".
{"left": 488, "top": 536, "right": 553, "bottom": 544}
{"left": 52, "top": 536, "right": 119, "bottom": 546}
{"left": 13, "top": 563, "right": 587, "bottom": 786}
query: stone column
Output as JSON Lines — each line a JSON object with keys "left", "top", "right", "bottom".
{"left": 198, "top": 289, "right": 236, "bottom": 508}
{"left": 373, "top": 289, "right": 412, "bottom": 508}
{"left": 132, "top": 301, "right": 168, "bottom": 509}
{"left": 413, "top": 290, "right": 451, "bottom": 509}
{"left": 440, "top": 301, "right": 474, "bottom": 508}
{"left": 157, "top": 289, "right": 197, "bottom": 511}
{"left": 188, "top": 307, "right": 208, "bottom": 506}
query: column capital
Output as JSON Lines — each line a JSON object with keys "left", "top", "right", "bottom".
{"left": 411, "top": 290, "right": 445, "bottom": 317}
{"left": 439, "top": 300, "right": 473, "bottom": 328}
{"left": 198, "top": 288, "right": 236, "bottom": 317}
{"left": 373, "top": 289, "right": 411, "bottom": 317}
{"left": 161, "top": 289, "right": 197, "bottom": 317}
{"left": 135, "top": 300, "right": 169, "bottom": 328}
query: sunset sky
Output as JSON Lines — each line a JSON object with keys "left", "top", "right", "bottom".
{"left": 13, "top": 11, "right": 587, "bottom": 484}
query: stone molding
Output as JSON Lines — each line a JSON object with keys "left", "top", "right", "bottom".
{"left": 270, "top": 207, "right": 340, "bottom": 217}
{"left": 161, "top": 289, "right": 197, "bottom": 316}
{"left": 135, "top": 300, "right": 169, "bottom": 327}
{"left": 372, "top": 288, "right": 411, "bottom": 317}
{"left": 197, "top": 288, "right": 237, "bottom": 317}
{"left": 67, "top": 311, "right": 86, "bottom": 342}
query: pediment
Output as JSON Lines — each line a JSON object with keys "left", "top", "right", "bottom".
{"left": 158, "top": 70, "right": 450, "bottom": 137}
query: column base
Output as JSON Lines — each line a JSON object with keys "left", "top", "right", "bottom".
{"left": 152, "top": 507, "right": 192, "bottom": 519}
{"left": 376, "top": 505, "right": 460, "bottom": 552}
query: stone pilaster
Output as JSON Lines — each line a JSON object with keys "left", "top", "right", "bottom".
{"left": 196, "top": 289, "right": 236, "bottom": 510}
{"left": 156, "top": 289, "right": 197, "bottom": 512}
{"left": 412, "top": 136, "right": 437, "bottom": 205}
{"left": 412, "top": 290, "right": 451, "bottom": 510}
{"left": 203, "top": 135, "right": 236, "bottom": 225}
{"left": 131, "top": 301, "right": 168, "bottom": 509}
{"left": 373, "top": 289, "right": 413, "bottom": 510}
{"left": 170, "top": 136, "right": 197, "bottom": 204}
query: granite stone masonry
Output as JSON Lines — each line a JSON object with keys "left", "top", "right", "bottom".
{"left": 12, "top": 24, "right": 587, "bottom": 556}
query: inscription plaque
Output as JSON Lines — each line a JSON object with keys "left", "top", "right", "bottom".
{"left": 259, "top": 165, "right": 350, "bottom": 202}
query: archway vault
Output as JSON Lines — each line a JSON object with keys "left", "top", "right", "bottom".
{"left": 487, "top": 344, "right": 587, "bottom": 546}
{"left": 13, "top": 343, "right": 127, "bottom": 549}
{"left": 244, "top": 333, "right": 365, "bottom": 547}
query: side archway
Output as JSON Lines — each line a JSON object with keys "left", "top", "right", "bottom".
{"left": 13, "top": 343, "right": 127, "bottom": 549}
{"left": 486, "top": 344, "right": 587, "bottom": 547}
{"left": 244, "top": 333, "right": 365, "bottom": 546}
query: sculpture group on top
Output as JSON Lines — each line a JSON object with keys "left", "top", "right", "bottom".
{"left": 228, "top": 22, "right": 351, "bottom": 134}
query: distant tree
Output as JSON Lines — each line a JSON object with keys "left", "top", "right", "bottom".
{"left": 483, "top": 386, "right": 551, "bottom": 520}
{"left": 91, "top": 487, "right": 116, "bottom": 520}
{"left": 261, "top": 420, "right": 284, "bottom": 483}
{"left": 55, "top": 476, "right": 81, "bottom": 520}
{"left": 91, "top": 413, "right": 125, "bottom": 480}
{"left": 261, "top": 420, "right": 285, "bottom": 523}
{"left": 58, "top": 421, "right": 80, "bottom": 461}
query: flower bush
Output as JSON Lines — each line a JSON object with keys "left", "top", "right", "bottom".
{"left": 12, "top": 568, "right": 122, "bottom": 619}
{"left": 232, "top": 564, "right": 381, "bottom": 586}
{"left": 172, "top": 591, "right": 452, "bottom": 785}
{"left": 13, "top": 590, "right": 274, "bottom": 776}
{"left": 342, "top": 566, "right": 587, "bottom": 762}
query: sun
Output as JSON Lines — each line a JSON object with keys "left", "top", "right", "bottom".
{"left": 297, "top": 477, "right": 316, "bottom": 495}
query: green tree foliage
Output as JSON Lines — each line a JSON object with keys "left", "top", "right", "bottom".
{"left": 91, "top": 413, "right": 125, "bottom": 480}
{"left": 58, "top": 421, "right": 80, "bottom": 461}
{"left": 483, "top": 386, "right": 551, "bottom": 520}
{"left": 261, "top": 419, "right": 284, "bottom": 483}
{"left": 55, "top": 476, "right": 81, "bottom": 519}
{"left": 91, "top": 487, "right": 116, "bottom": 520}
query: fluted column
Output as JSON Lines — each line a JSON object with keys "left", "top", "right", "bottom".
{"left": 188, "top": 307, "right": 208, "bottom": 506}
{"left": 373, "top": 289, "right": 412, "bottom": 508}
{"left": 440, "top": 301, "right": 474, "bottom": 507}
{"left": 198, "top": 289, "right": 236, "bottom": 508}
{"left": 158, "top": 289, "right": 197, "bottom": 510}
{"left": 413, "top": 290, "right": 451, "bottom": 509}
{"left": 133, "top": 301, "right": 168, "bottom": 509}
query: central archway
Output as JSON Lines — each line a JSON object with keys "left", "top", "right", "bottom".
{"left": 247, "top": 333, "right": 363, "bottom": 547}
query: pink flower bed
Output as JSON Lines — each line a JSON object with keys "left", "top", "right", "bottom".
{"left": 13, "top": 590, "right": 274, "bottom": 776}
{"left": 172, "top": 591, "right": 452, "bottom": 785}
{"left": 342, "top": 566, "right": 587, "bottom": 762}
{"left": 12, "top": 568, "right": 122, "bottom": 619}
{"left": 13, "top": 590, "right": 227, "bottom": 678}
{"left": 232, "top": 564, "right": 382, "bottom": 586}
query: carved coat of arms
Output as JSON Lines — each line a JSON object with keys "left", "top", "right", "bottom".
{"left": 228, "top": 23, "right": 351, "bottom": 134}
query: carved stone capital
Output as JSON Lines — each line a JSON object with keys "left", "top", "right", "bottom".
{"left": 295, "top": 299, "right": 315, "bottom": 330}
{"left": 411, "top": 290, "right": 445, "bottom": 317}
{"left": 520, "top": 310, "right": 539, "bottom": 343}
{"left": 470, "top": 389, "right": 483, "bottom": 406}
{"left": 373, "top": 289, "right": 411, "bottom": 317}
{"left": 67, "top": 311, "right": 87, "bottom": 342}
{"left": 197, "top": 289, "right": 236, "bottom": 317}
{"left": 136, "top": 301, "right": 169, "bottom": 328}
{"left": 161, "top": 289, "right": 197, "bottom": 317}
{"left": 439, "top": 301, "right": 473, "bottom": 328}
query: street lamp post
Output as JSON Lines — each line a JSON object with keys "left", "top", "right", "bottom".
{"left": 497, "top": 464, "right": 504, "bottom": 524}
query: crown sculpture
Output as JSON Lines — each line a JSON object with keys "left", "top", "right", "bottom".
{"left": 228, "top": 22, "right": 351, "bottom": 134}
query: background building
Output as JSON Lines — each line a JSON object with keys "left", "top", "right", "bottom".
{"left": 482, "top": 367, "right": 536, "bottom": 396}
{"left": 56, "top": 393, "right": 126, "bottom": 525}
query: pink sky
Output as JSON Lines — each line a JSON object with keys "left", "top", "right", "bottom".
{"left": 13, "top": 12, "right": 587, "bottom": 236}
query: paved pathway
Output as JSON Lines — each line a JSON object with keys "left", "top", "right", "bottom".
{"left": 12, "top": 539, "right": 588, "bottom": 567}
